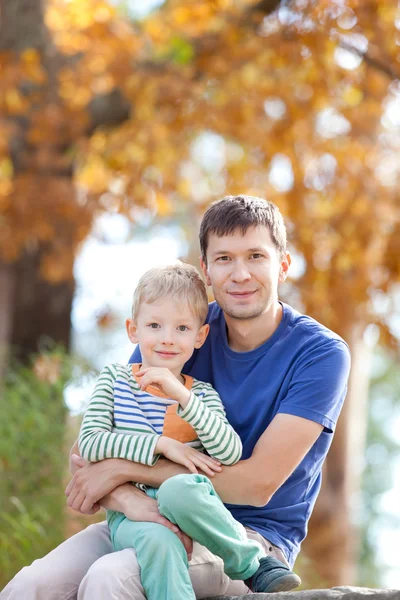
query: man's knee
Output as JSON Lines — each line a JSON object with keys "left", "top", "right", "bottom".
{"left": 79, "top": 549, "right": 141, "bottom": 597}
{"left": 1, "top": 561, "right": 74, "bottom": 600}
{"left": 157, "top": 473, "right": 211, "bottom": 519}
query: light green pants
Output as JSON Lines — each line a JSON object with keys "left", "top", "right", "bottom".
{"left": 110, "top": 474, "right": 264, "bottom": 600}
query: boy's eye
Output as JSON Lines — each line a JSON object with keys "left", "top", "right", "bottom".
{"left": 177, "top": 325, "right": 189, "bottom": 332}
{"left": 216, "top": 256, "right": 230, "bottom": 261}
{"left": 250, "top": 253, "right": 263, "bottom": 259}
{"left": 149, "top": 323, "right": 160, "bottom": 329}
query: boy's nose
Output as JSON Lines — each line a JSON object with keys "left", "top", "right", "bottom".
{"left": 161, "top": 332, "right": 175, "bottom": 345}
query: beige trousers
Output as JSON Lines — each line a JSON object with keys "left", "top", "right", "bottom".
{"left": 1, "top": 521, "right": 289, "bottom": 600}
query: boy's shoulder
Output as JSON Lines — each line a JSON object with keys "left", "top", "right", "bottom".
{"left": 99, "top": 362, "right": 135, "bottom": 379}
{"left": 191, "top": 377, "right": 220, "bottom": 398}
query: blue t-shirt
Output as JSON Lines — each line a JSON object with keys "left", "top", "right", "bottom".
{"left": 130, "top": 301, "right": 350, "bottom": 566}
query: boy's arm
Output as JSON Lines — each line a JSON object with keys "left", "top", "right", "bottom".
{"left": 177, "top": 383, "right": 242, "bottom": 465}
{"left": 67, "top": 413, "right": 322, "bottom": 509}
{"left": 78, "top": 365, "right": 161, "bottom": 466}
{"left": 67, "top": 341, "right": 350, "bottom": 509}
{"left": 134, "top": 367, "right": 242, "bottom": 465}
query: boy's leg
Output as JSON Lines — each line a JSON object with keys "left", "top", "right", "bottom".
{"left": 157, "top": 474, "right": 263, "bottom": 580}
{"left": 111, "top": 517, "right": 196, "bottom": 600}
{"left": 0, "top": 522, "right": 112, "bottom": 600}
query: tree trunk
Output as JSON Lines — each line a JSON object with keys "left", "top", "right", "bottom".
{"left": 0, "top": 251, "right": 74, "bottom": 370}
{"left": 302, "top": 328, "right": 372, "bottom": 586}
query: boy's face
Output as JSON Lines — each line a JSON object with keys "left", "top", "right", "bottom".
{"left": 200, "top": 225, "right": 290, "bottom": 321}
{"left": 126, "top": 298, "right": 209, "bottom": 377}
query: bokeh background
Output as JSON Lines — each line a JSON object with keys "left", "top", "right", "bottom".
{"left": 1, "top": 0, "right": 399, "bottom": 591}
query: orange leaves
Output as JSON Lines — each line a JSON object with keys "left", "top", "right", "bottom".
{"left": 33, "top": 354, "right": 62, "bottom": 384}
{"left": 0, "top": 0, "right": 398, "bottom": 341}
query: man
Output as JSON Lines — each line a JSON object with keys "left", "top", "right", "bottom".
{"left": 2, "top": 195, "right": 350, "bottom": 599}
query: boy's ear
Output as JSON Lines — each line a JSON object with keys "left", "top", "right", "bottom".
{"left": 126, "top": 318, "right": 139, "bottom": 344}
{"left": 194, "top": 323, "right": 210, "bottom": 349}
{"left": 199, "top": 256, "right": 211, "bottom": 286}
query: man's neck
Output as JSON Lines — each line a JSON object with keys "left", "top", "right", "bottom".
{"left": 225, "top": 302, "right": 283, "bottom": 352}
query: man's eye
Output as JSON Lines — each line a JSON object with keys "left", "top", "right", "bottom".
{"left": 149, "top": 323, "right": 160, "bottom": 329}
{"left": 250, "top": 253, "right": 263, "bottom": 259}
{"left": 178, "top": 325, "right": 188, "bottom": 332}
{"left": 216, "top": 256, "right": 230, "bottom": 261}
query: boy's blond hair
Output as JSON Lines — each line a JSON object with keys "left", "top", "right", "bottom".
{"left": 132, "top": 263, "right": 209, "bottom": 324}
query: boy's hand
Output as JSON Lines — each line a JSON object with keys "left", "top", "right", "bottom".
{"left": 136, "top": 367, "right": 191, "bottom": 407}
{"left": 156, "top": 437, "right": 222, "bottom": 478}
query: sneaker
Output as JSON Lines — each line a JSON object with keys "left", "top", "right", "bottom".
{"left": 246, "top": 556, "right": 302, "bottom": 593}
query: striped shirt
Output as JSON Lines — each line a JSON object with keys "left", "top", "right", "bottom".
{"left": 78, "top": 363, "right": 242, "bottom": 467}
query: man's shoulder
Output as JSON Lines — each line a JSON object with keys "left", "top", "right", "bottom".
{"left": 281, "top": 303, "right": 350, "bottom": 369}
{"left": 282, "top": 303, "right": 348, "bottom": 347}
{"left": 206, "top": 301, "right": 223, "bottom": 325}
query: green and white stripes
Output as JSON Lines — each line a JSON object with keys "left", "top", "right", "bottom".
{"left": 179, "top": 381, "right": 242, "bottom": 465}
{"left": 78, "top": 363, "right": 242, "bottom": 467}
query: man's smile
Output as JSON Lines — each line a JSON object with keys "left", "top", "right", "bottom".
{"left": 227, "top": 290, "right": 257, "bottom": 299}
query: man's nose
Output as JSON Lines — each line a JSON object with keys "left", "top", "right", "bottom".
{"left": 230, "top": 261, "right": 251, "bottom": 282}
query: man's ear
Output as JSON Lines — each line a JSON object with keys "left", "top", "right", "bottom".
{"left": 279, "top": 252, "right": 291, "bottom": 283}
{"left": 126, "top": 318, "right": 139, "bottom": 344}
{"left": 199, "top": 256, "right": 211, "bottom": 286}
{"left": 194, "top": 324, "right": 210, "bottom": 349}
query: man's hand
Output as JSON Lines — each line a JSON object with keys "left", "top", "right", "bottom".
{"left": 65, "top": 454, "right": 126, "bottom": 514}
{"left": 136, "top": 367, "right": 191, "bottom": 407}
{"left": 66, "top": 456, "right": 193, "bottom": 559}
{"left": 156, "top": 437, "right": 222, "bottom": 477}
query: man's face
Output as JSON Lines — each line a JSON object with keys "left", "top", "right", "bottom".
{"left": 200, "top": 226, "right": 290, "bottom": 320}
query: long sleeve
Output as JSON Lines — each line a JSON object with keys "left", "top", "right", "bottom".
{"left": 177, "top": 382, "right": 242, "bottom": 465}
{"left": 78, "top": 365, "right": 160, "bottom": 465}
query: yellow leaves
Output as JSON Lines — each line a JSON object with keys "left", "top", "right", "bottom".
{"left": 241, "top": 64, "right": 260, "bottom": 86}
{"left": 0, "top": 157, "right": 14, "bottom": 202}
{"left": 76, "top": 156, "right": 112, "bottom": 194}
{"left": 0, "top": 158, "right": 13, "bottom": 180}
{"left": 60, "top": 84, "right": 92, "bottom": 109}
{"left": 342, "top": 85, "right": 363, "bottom": 107}
{"left": 20, "top": 49, "right": 47, "bottom": 84}
{"left": 46, "top": 0, "right": 116, "bottom": 33}
{"left": 154, "top": 192, "right": 173, "bottom": 217}
{"left": 4, "top": 89, "right": 28, "bottom": 115}
{"left": 335, "top": 253, "right": 354, "bottom": 273}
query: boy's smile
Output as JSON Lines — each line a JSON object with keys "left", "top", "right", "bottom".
{"left": 126, "top": 298, "right": 209, "bottom": 378}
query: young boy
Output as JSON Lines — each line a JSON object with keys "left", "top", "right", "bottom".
{"left": 78, "top": 263, "right": 301, "bottom": 599}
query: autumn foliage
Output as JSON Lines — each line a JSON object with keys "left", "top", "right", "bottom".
{"left": 0, "top": 0, "right": 399, "bottom": 344}
{"left": 1, "top": 0, "right": 400, "bottom": 586}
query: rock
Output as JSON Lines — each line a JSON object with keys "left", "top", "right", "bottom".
{"left": 203, "top": 587, "right": 400, "bottom": 600}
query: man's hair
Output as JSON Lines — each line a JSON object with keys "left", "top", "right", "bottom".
{"left": 132, "top": 263, "right": 208, "bottom": 324}
{"left": 199, "top": 195, "right": 287, "bottom": 263}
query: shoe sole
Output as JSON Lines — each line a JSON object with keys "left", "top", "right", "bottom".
{"left": 264, "top": 574, "right": 302, "bottom": 593}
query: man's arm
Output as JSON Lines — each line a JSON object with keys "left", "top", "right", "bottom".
{"left": 66, "top": 413, "right": 322, "bottom": 510}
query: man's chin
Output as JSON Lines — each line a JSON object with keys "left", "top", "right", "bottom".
{"left": 223, "top": 306, "right": 265, "bottom": 321}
